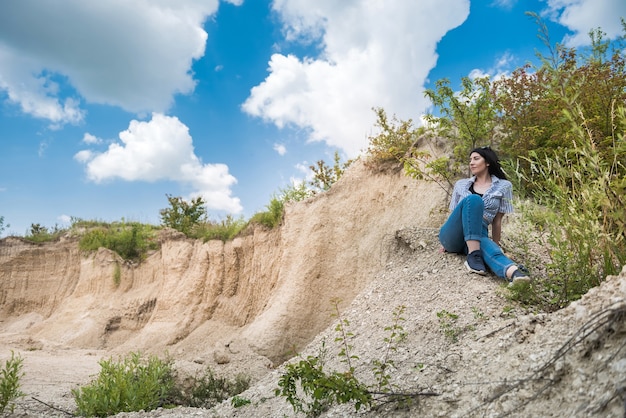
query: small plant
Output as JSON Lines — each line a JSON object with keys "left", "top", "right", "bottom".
{"left": 178, "top": 367, "right": 250, "bottom": 409}
{"left": 276, "top": 301, "right": 428, "bottom": 415}
{"left": 72, "top": 352, "right": 176, "bottom": 417}
{"left": 192, "top": 215, "right": 247, "bottom": 242}
{"left": 309, "top": 151, "right": 353, "bottom": 192}
{"left": 231, "top": 395, "right": 251, "bottom": 408}
{"left": 24, "top": 223, "right": 65, "bottom": 243}
{"left": 501, "top": 305, "right": 515, "bottom": 317}
{"left": 471, "top": 307, "right": 486, "bottom": 321}
{"left": 0, "top": 351, "right": 25, "bottom": 414}
{"left": 250, "top": 182, "right": 314, "bottom": 229}
{"left": 0, "top": 215, "right": 9, "bottom": 235}
{"left": 112, "top": 262, "right": 121, "bottom": 287}
{"left": 366, "top": 107, "right": 418, "bottom": 163}
{"left": 372, "top": 305, "right": 407, "bottom": 392}
{"left": 250, "top": 195, "right": 284, "bottom": 229}
{"left": 275, "top": 340, "right": 371, "bottom": 417}
{"left": 436, "top": 310, "right": 463, "bottom": 342}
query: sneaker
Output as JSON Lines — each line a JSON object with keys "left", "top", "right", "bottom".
{"left": 508, "top": 265, "right": 531, "bottom": 287}
{"left": 464, "top": 250, "right": 487, "bottom": 275}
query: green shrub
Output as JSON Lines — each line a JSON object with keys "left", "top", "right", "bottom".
{"left": 72, "top": 352, "right": 176, "bottom": 417}
{"left": 176, "top": 367, "right": 250, "bottom": 409}
{"left": 112, "top": 262, "right": 121, "bottom": 287}
{"left": 250, "top": 181, "right": 313, "bottom": 230}
{"left": 276, "top": 303, "right": 418, "bottom": 416}
{"left": 367, "top": 107, "right": 419, "bottom": 163}
{"left": 0, "top": 216, "right": 9, "bottom": 235}
{"left": 192, "top": 215, "right": 248, "bottom": 242}
{"left": 276, "top": 346, "right": 371, "bottom": 417}
{"left": 231, "top": 395, "right": 251, "bottom": 407}
{"left": 78, "top": 222, "right": 158, "bottom": 262}
{"left": 309, "top": 151, "right": 353, "bottom": 192}
{"left": 24, "top": 223, "right": 65, "bottom": 243}
{"left": 0, "top": 351, "right": 25, "bottom": 414}
{"left": 250, "top": 196, "right": 284, "bottom": 229}
{"left": 366, "top": 108, "right": 455, "bottom": 194}
{"left": 159, "top": 195, "right": 207, "bottom": 236}
{"left": 505, "top": 101, "right": 626, "bottom": 310}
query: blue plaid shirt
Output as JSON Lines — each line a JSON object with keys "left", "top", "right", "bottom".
{"left": 449, "top": 176, "right": 514, "bottom": 225}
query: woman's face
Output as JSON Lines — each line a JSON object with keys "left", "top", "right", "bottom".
{"left": 469, "top": 152, "right": 489, "bottom": 176}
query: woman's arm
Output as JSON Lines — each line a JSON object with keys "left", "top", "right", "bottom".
{"left": 492, "top": 212, "right": 504, "bottom": 246}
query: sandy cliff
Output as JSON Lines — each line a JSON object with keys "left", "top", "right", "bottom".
{"left": 0, "top": 160, "right": 446, "bottom": 366}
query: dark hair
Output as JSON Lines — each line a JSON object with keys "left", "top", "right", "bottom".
{"left": 470, "top": 146, "right": 507, "bottom": 180}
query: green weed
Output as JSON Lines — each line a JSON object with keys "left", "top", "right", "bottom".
{"left": 231, "top": 395, "right": 251, "bottom": 408}
{"left": 177, "top": 367, "right": 250, "bottom": 409}
{"left": 112, "top": 262, "right": 121, "bottom": 287}
{"left": 0, "top": 351, "right": 25, "bottom": 414}
{"left": 72, "top": 352, "right": 176, "bottom": 417}
{"left": 276, "top": 302, "right": 423, "bottom": 416}
{"left": 436, "top": 310, "right": 465, "bottom": 343}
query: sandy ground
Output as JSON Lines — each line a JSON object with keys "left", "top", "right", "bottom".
{"left": 3, "top": 227, "right": 625, "bottom": 417}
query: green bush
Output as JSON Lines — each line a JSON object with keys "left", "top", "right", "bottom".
{"left": 177, "top": 367, "right": 250, "bottom": 409}
{"left": 72, "top": 352, "right": 176, "bottom": 417}
{"left": 250, "top": 196, "right": 284, "bottom": 229}
{"left": 0, "top": 351, "right": 25, "bottom": 414}
{"left": 250, "top": 182, "right": 314, "bottom": 229}
{"left": 367, "top": 107, "right": 419, "bottom": 163}
{"left": 276, "top": 303, "right": 418, "bottom": 416}
{"left": 276, "top": 347, "right": 371, "bottom": 417}
{"left": 192, "top": 215, "right": 248, "bottom": 242}
{"left": 309, "top": 151, "right": 352, "bottom": 192}
{"left": 23, "top": 223, "right": 66, "bottom": 243}
{"left": 159, "top": 195, "right": 207, "bottom": 236}
{"left": 78, "top": 222, "right": 158, "bottom": 262}
{"left": 231, "top": 395, "right": 251, "bottom": 407}
{"left": 0, "top": 216, "right": 9, "bottom": 235}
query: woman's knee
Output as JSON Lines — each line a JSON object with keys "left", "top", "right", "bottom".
{"left": 465, "top": 194, "right": 482, "bottom": 204}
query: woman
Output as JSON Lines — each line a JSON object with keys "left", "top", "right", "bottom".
{"left": 438, "top": 146, "right": 530, "bottom": 286}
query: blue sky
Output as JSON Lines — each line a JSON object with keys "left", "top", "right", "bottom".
{"left": 0, "top": 0, "right": 624, "bottom": 236}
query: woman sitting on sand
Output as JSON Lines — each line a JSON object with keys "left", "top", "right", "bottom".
{"left": 438, "top": 146, "right": 530, "bottom": 286}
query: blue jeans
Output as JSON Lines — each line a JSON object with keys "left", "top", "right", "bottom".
{"left": 438, "top": 194, "right": 515, "bottom": 278}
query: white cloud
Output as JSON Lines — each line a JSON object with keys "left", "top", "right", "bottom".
{"left": 242, "top": 1, "right": 470, "bottom": 157}
{"left": 544, "top": 0, "right": 626, "bottom": 47}
{"left": 468, "top": 52, "right": 514, "bottom": 81}
{"left": 74, "top": 150, "right": 93, "bottom": 163}
{"left": 0, "top": 0, "right": 221, "bottom": 123}
{"left": 273, "top": 143, "right": 287, "bottom": 155}
{"left": 490, "top": 0, "right": 517, "bottom": 10}
{"left": 82, "top": 133, "right": 101, "bottom": 145}
{"left": 294, "top": 162, "right": 310, "bottom": 175}
{"left": 76, "top": 113, "right": 242, "bottom": 213}
{"left": 57, "top": 214, "right": 72, "bottom": 225}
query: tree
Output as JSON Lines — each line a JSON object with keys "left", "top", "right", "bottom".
{"left": 0, "top": 216, "right": 9, "bottom": 236}
{"left": 424, "top": 75, "right": 498, "bottom": 172}
{"left": 159, "top": 195, "right": 207, "bottom": 236}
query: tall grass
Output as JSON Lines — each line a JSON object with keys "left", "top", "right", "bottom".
{"left": 511, "top": 106, "right": 626, "bottom": 308}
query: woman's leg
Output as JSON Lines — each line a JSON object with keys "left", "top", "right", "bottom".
{"left": 479, "top": 237, "right": 516, "bottom": 278}
{"left": 439, "top": 195, "right": 485, "bottom": 253}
